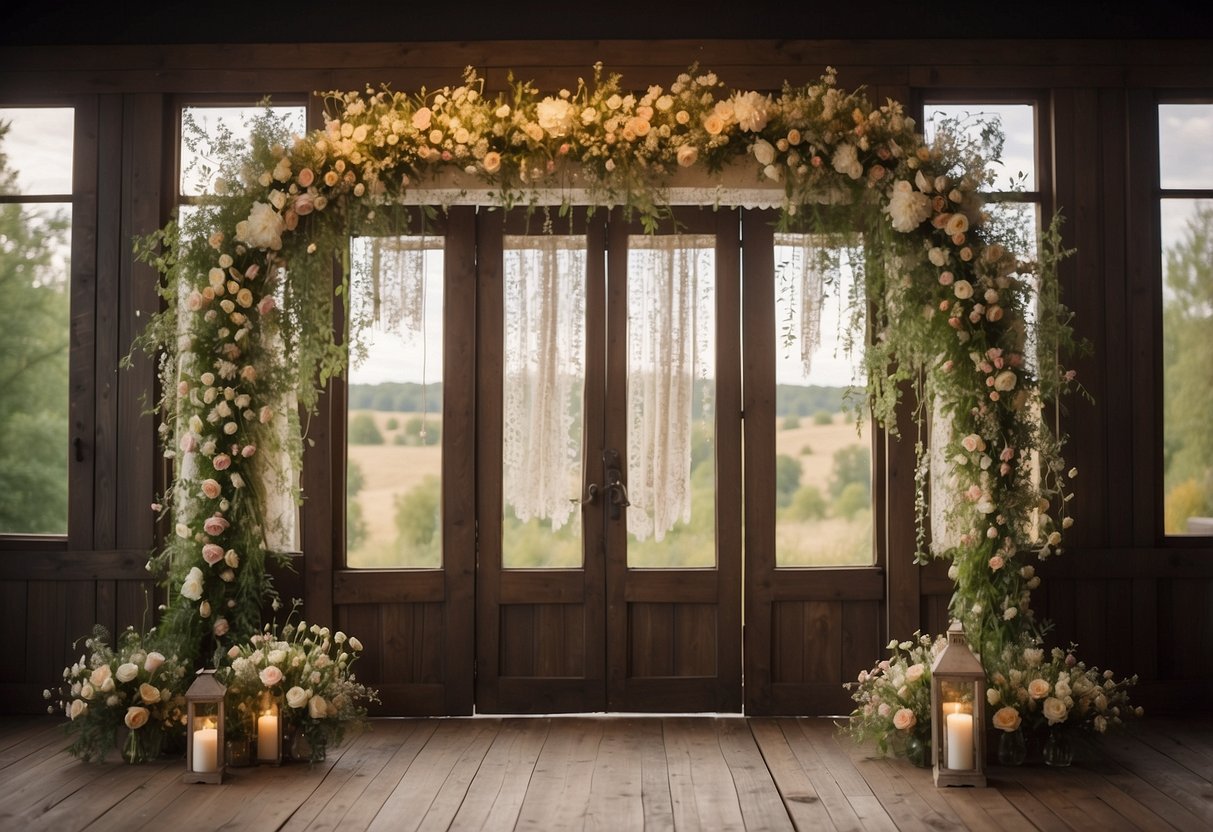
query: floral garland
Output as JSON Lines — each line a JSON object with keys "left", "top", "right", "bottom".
{"left": 130, "top": 63, "right": 1104, "bottom": 723}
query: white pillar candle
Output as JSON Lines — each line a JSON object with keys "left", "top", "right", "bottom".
{"left": 193, "top": 726, "right": 218, "bottom": 773}
{"left": 942, "top": 701, "right": 964, "bottom": 716}
{"left": 257, "top": 713, "right": 278, "bottom": 761}
{"left": 945, "top": 712, "right": 974, "bottom": 770}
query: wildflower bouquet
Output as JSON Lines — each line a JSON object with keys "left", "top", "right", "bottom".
{"left": 845, "top": 632, "right": 947, "bottom": 763}
{"left": 220, "top": 613, "right": 377, "bottom": 762}
{"left": 49, "top": 625, "right": 190, "bottom": 762}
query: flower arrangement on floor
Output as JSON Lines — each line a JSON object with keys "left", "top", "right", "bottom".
{"left": 47, "top": 626, "right": 190, "bottom": 763}
{"left": 219, "top": 611, "right": 378, "bottom": 763}
{"left": 845, "top": 633, "right": 946, "bottom": 766}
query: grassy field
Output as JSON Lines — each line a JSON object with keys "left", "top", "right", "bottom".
{"left": 346, "top": 410, "right": 872, "bottom": 568}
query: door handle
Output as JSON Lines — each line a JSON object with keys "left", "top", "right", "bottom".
{"left": 570, "top": 482, "right": 600, "bottom": 505}
{"left": 603, "top": 449, "right": 630, "bottom": 520}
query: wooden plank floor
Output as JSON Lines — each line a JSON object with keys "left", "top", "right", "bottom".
{"left": 2, "top": 715, "right": 1210, "bottom": 831}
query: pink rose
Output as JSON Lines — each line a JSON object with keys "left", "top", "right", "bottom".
{"left": 187, "top": 290, "right": 205, "bottom": 311}
{"left": 202, "top": 543, "right": 224, "bottom": 565}
{"left": 202, "top": 515, "right": 229, "bottom": 536}
{"left": 297, "top": 168, "right": 315, "bottom": 187}
{"left": 180, "top": 433, "right": 199, "bottom": 453}
{"left": 259, "top": 406, "right": 273, "bottom": 424}
{"left": 892, "top": 708, "right": 917, "bottom": 731}
{"left": 259, "top": 666, "right": 284, "bottom": 687}
{"left": 201, "top": 479, "right": 221, "bottom": 499}
{"left": 213, "top": 617, "right": 230, "bottom": 637}
{"left": 293, "top": 193, "right": 314, "bottom": 216}
{"left": 257, "top": 295, "right": 276, "bottom": 316}
{"left": 241, "top": 365, "right": 257, "bottom": 383}
{"left": 244, "top": 264, "right": 260, "bottom": 281}
{"left": 212, "top": 453, "right": 231, "bottom": 471}
{"left": 241, "top": 444, "right": 257, "bottom": 458}
{"left": 988, "top": 555, "right": 1005, "bottom": 571}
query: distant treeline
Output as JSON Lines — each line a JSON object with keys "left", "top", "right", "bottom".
{"left": 349, "top": 381, "right": 849, "bottom": 417}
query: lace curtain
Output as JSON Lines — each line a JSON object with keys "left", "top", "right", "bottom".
{"left": 626, "top": 235, "right": 715, "bottom": 542}
{"left": 773, "top": 233, "right": 827, "bottom": 379}
{"left": 502, "top": 235, "right": 587, "bottom": 531}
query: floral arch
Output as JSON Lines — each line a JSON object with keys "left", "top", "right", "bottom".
{"left": 110, "top": 64, "right": 1134, "bottom": 751}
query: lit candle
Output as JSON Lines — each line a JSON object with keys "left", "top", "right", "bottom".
{"left": 257, "top": 712, "right": 279, "bottom": 761}
{"left": 945, "top": 712, "right": 974, "bottom": 770}
{"left": 193, "top": 720, "right": 218, "bottom": 773}
{"left": 942, "top": 702, "right": 964, "bottom": 716}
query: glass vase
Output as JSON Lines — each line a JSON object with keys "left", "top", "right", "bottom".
{"left": 119, "top": 726, "right": 163, "bottom": 764}
{"left": 997, "top": 728, "right": 1027, "bottom": 766}
{"left": 1043, "top": 728, "right": 1074, "bottom": 767}
{"left": 904, "top": 731, "right": 932, "bottom": 768}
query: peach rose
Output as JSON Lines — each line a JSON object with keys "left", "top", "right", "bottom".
{"left": 1028, "top": 678, "right": 1051, "bottom": 699}
{"left": 992, "top": 706, "right": 1022, "bottom": 732}
{"left": 892, "top": 707, "right": 917, "bottom": 731}
{"left": 124, "top": 706, "right": 150, "bottom": 730}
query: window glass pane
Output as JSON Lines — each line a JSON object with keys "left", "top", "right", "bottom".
{"left": 626, "top": 235, "right": 716, "bottom": 568}
{"left": 0, "top": 108, "right": 74, "bottom": 195}
{"left": 346, "top": 236, "right": 444, "bottom": 567}
{"left": 773, "top": 237, "right": 872, "bottom": 566}
{"left": 179, "top": 106, "right": 306, "bottom": 198}
{"left": 0, "top": 204, "right": 72, "bottom": 534}
{"left": 1161, "top": 198, "right": 1213, "bottom": 535}
{"left": 1159, "top": 104, "right": 1213, "bottom": 190}
{"left": 924, "top": 103, "right": 1036, "bottom": 192}
{"left": 501, "top": 236, "right": 586, "bottom": 569}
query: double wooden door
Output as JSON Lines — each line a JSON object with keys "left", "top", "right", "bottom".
{"left": 474, "top": 208, "right": 742, "bottom": 713}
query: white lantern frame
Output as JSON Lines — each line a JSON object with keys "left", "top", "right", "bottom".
{"left": 930, "top": 620, "right": 987, "bottom": 788}
{"left": 184, "top": 668, "right": 227, "bottom": 784}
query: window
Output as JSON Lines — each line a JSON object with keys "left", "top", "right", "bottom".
{"left": 1158, "top": 103, "right": 1213, "bottom": 536}
{"left": 0, "top": 107, "right": 74, "bottom": 535}
{"left": 772, "top": 236, "right": 872, "bottom": 566}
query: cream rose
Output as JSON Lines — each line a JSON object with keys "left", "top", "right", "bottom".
{"left": 993, "top": 370, "right": 1018, "bottom": 392}
{"left": 259, "top": 665, "right": 284, "bottom": 687}
{"left": 286, "top": 686, "right": 310, "bottom": 709}
{"left": 308, "top": 694, "right": 329, "bottom": 720}
{"left": 953, "top": 280, "right": 974, "bottom": 300}
{"left": 201, "top": 479, "right": 222, "bottom": 500}
{"left": 676, "top": 145, "right": 699, "bottom": 167}
{"left": 892, "top": 707, "right": 917, "bottom": 731}
{"left": 1028, "top": 678, "right": 1051, "bottom": 699}
{"left": 144, "top": 651, "right": 165, "bottom": 673}
{"left": 905, "top": 663, "right": 925, "bottom": 684}
{"left": 1042, "top": 696, "right": 1069, "bottom": 725}
{"left": 944, "top": 212, "right": 970, "bottom": 236}
{"left": 115, "top": 662, "right": 139, "bottom": 684}
{"left": 138, "top": 682, "right": 161, "bottom": 704}
{"left": 482, "top": 151, "right": 501, "bottom": 174}
{"left": 69, "top": 699, "right": 88, "bottom": 720}
{"left": 348, "top": 637, "right": 363, "bottom": 652}
{"left": 831, "top": 143, "right": 863, "bottom": 180}
{"left": 124, "top": 706, "right": 150, "bottom": 730}
{"left": 89, "top": 664, "right": 112, "bottom": 687}
{"left": 992, "top": 706, "right": 1022, "bottom": 732}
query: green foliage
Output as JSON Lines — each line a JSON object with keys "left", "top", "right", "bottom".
{"left": 774, "top": 454, "right": 803, "bottom": 508}
{"left": 782, "top": 413, "right": 801, "bottom": 430}
{"left": 812, "top": 409, "right": 835, "bottom": 426}
{"left": 402, "top": 415, "right": 441, "bottom": 446}
{"left": 787, "top": 485, "right": 827, "bottom": 520}
{"left": 829, "top": 445, "right": 871, "bottom": 499}
{"left": 348, "top": 412, "right": 385, "bottom": 445}
{"left": 0, "top": 125, "right": 70, "bottom": 534}
{"left": 393, "top": 475, "right": 441, "bottom": 566}
{"left": 834, "top": 482, "right": 870, "bottom": 520}
{"left": 384, "top": 416, "right": 399, "bottom": 431}
{"left": 348, "top": 382, "right": 444, "bottom": 413}
{"left": 774, "top": 384, "right": 847, "bottom": 418}
{"left": 346, "top": 460, "right": 368, "bottom": 551}
{"left": 1166, "top": 479, "right": 1211, "bottom": 535}
{"left": 799, "top": 443, "right": 813, "bottom": 456}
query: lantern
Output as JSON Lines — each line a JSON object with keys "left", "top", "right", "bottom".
{"left": 256, "top": 690, "right": 283, "bottom": 765}
{"left": 930, "top": 620, "right": 987, "bottom": 787}
{"left": 184, "top": 668, "right": 226, "bottom": 784}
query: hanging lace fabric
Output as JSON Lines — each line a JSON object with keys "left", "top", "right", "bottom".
{"left": 502, "top": 235, "right": 587, "bottom": 531}
{"left": 773, "top": 233, "right": 827, "bottom": 379}
{"left": 625, "top": 235, "right": 715, "bottom": 542}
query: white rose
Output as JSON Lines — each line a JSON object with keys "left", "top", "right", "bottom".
{"left": 751, "top": 138, "right": 776, "bottom": 166}
{"left": 348, "top": 637, "right": 363, "bottom": 652}
{"left": 731, "top": 90, "right": 771, "bottom": 132}
{"left": 884, "top": 180, "right": 931, "bottom": 232}
{"left": 928, "top": 247, "right": 948, "bottom": 267}
{"left": 181, "top": 567, "right": 204, "bottom": 601}
{"left": 914, "top": 169, "right": 933, "bottom": 193}
{"left": 259, "top": 665, "right": 284, "bottom": 687}
{"left": 144, "top": 651, "right": 165, "bottom": 673}
{"left": 905, "top": 663, "right": 925, "bottom": 684}
{"left": 234, "top": 202, "right": 285, "bottom": 251}
{"left": 115, "top": 662, "right": 139, "bottom": 684}
{"left": 286, "top": 685, "right": 310, "bottom": 709}
{"left": 1043, "top": 696, "right": 1069, "bottom": 725}
{"left": 308, "top": 694, "right": 329, "bottom": 720}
